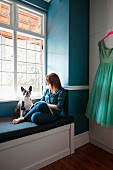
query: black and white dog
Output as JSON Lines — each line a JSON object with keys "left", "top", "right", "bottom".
{"left": 14, "top": 86, "right": 33, "bottom": 118}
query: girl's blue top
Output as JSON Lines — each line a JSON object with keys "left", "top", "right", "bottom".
{"left": 41, "top": 87, "right": 66, "bottom": 116}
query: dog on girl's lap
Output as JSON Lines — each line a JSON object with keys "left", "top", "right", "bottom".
{"left": 14, "top": 86, "right": 33, "bottom": 118}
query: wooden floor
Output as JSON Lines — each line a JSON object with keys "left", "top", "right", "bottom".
{"left": 40, "top": 143, "right": 113, "bottom": 170}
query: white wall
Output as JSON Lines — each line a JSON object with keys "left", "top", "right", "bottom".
{"left": 89, "top": 0, "right": 113, "bottom": 151}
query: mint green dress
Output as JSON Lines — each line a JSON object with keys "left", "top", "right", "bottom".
{"left": 86, "top": 40, "right": 113, "bottom": 126}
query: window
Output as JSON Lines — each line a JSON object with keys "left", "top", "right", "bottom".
{"left": 17, "top": 32, "right": 43, "bottom": 97}
{"left": 0, "top": 1, "right": 11, "bottom": 25}
{"left": 18, "top": 8, "right": 42, "bottom": 34}
{"left": 0, "top": 28, "right": 14, "bottom": 97}
{"left": 0, "top": 0, "right": 45, "bottom": 100}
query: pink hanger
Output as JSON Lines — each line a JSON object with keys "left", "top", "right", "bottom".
{"left": 98, "top": 31, "right": 113, "bottom": 45}
{"left": 102, "top": 31, "right": 113, "bottom": 40}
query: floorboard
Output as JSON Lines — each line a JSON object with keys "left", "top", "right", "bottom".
{"left": 40, "top": 143, "right": 113, "bottom": 170}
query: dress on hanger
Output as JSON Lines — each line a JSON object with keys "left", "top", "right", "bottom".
{"left": 85, "top": 40, "right": 113, "bottom": 126}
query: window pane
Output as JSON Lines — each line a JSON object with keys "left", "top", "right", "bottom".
{"left": 0, "top": 30, "right": 13, "bottom": 46}
{"left": 16, "top": 32, "right": 43, "bottom": 97}
{"left": 30, "top": 14, "right": 40, "bottom": 24}
{"left": 2, "top": 35, "right": 13, "bottom": 46}
{"left": 17, "top": 48, "right": 26, "bottom": 62}
{"left": 29, "top": 14, "right": 41, "bottom": 34}
{"left": 27, "top": 74, "right": 35, "bottom": 85}
{"left": 36, "top": 40, "right": 43, "bottom": 51}
{"left": 17, "top": 73, "right": 26, "bottom": 86}
{"left": 2, "top": 60, "right": 13, "bottom": 72}
{"left": 0, "top": 3, "right": 10, "bottom": 14}
{"left": 18, "top": 10, "right": 29, "bottom": 21}
{"left": 0, "top": 15, "right": 9, "bottom": 25}
{"left": 36, "top": 64, "right": 42, "bottom": 74}
{"left": 0, "top": 2, "right": 10, "bottom": 25}
{"left": 27, "top": 63, "right": 35, "bottom": 73}
{"left": 35, "top": 74, "right": 42, "bottom": 89}
{"left": 0, "top": 27, "right": 14, "bottom": 98}
{"left": 27, "top": 50, "right": 35, "bottom": 63}
{"left": 1, "top": 85, "right": 14, "bottom": 98}
{"left": 18, "top": 8, "right": 42, "bottom": 35}
{"left": 17, "top": 35, "right": 27, "bottom": 48}
{"left": 36, "top": 52, "right": 42, "bottom": 63}
{"left": 30, "top": 24, "right": 41, "bottom": 34}
{"left": 0, "top": 35, "right": 1, "bottom": 44}
{"left": 18, "top": 21, "right": 29, "bottom": 31}
{"left": 0, "top": 72, "right": 1, "bottom": 85}
{"left": 17, "top": 62, "right": 26, "bottom": 72}
{"left": 26, "top": 74, "right": 42, "bottom": 96}
{"left": 18, "top": 9, "right": 29, "bottom": 31}
{"left": 27, "top": 40, "right": 35, "bottom": 50}
{"left": 2, "top": 72, "right": 13, "bottom": 85}
{"left": 2, "top": 45, "right": 13, "bottom": 60}
{"left": 0, "top": 60, "right": 1, "bottom": 71}
{"left": 0, "top": 46, "right": 1, "bottom": 60}
{"left": 0, "top": 30, "right": 14, "bottom": 76}
{"left": 34, "top": 74, "right": 42, "bottom": 95}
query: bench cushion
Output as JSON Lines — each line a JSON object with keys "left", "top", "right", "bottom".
{"left": 0, "top": 115, "right": 74, "bottom": 143}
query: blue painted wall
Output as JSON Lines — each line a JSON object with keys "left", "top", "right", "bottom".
{"left": 68, "top": 0, "right": 89, "bottom": 134}
{"left": 0, "top": 101, "right": 18, "bottom": 116}
{"left": 68, "top": 90, "right": 89, "bottom": 134}
{"left": 47, "top": 0, "right": 69, "bottom": 85}
{"left": 47, "top": 0, "right": 89, "bottom": 135}
{"left": 69, "top": 0, "right": 89, "bottom": 85}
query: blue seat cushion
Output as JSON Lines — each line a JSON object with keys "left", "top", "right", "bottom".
{"left": 0, "top": 115, "right": 74, "bottom": 143}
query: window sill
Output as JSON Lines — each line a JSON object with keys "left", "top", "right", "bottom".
{"left": 0, "top": 96, "right": 41, "bottom": 103}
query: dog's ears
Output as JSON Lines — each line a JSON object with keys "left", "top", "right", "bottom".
{"left": 21, "top": 87, "right": 26, "bottom": 96}
{"left": 29, "top": 86, "right": 32, "bottom": 92}
{"left": 21, "top": 87, "right": 25, "bottom": 92}
{"left": 21, "top": 86, "right": 32, "bottom": 93}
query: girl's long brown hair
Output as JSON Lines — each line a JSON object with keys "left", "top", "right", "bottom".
{"left": 46, "top": 73, "right": 62, "bottom": 89}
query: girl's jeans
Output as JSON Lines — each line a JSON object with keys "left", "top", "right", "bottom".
{"left": 24, "top": 101, "right": 58, "bottom": 124}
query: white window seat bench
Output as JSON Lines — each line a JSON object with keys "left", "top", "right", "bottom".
{"left": 0, "top": 115, "right": 74, "bottom": 170}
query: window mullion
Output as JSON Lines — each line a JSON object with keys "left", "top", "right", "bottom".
{"left": 13, "top": 2, "right": 17, "bottom": 96}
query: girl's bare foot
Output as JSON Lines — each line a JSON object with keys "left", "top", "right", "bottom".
{"left": 12, "top": 117, "right": 24, "bottom": 124}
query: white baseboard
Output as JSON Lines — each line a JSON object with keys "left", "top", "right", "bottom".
{"left": 73, "top": 131, "right": 113, "bottom": 154}
{"left": 74, "top": 131, "right": 89, "bottom": 149}
{"left": 90, "top": 138, "right": 113, "bottom": 154}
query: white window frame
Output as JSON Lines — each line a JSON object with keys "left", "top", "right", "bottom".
{"left": 0, "top": 0, "right": 46, "bottom": 101}
{"left": 0, "top": 0, "right": 13, "bottom": 27}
